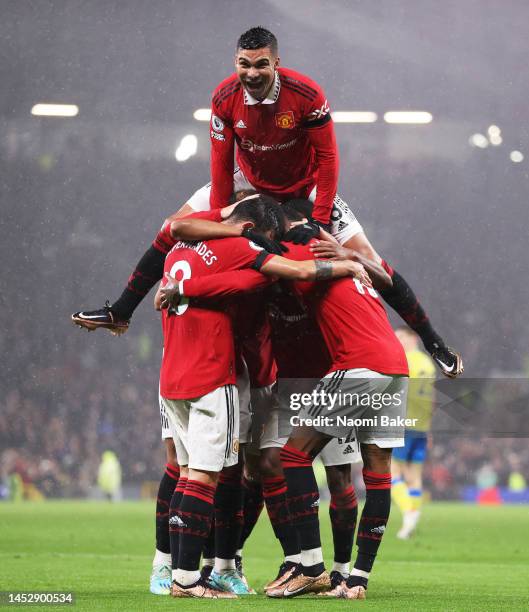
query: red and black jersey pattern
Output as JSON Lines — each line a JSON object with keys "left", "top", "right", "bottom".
{"left": 213, "top": 75, "right": 241, "bottom": 109}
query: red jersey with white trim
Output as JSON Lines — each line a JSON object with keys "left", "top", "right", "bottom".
{"left": 159, "top": 237, "right": 273, "bottom": 399}
{"left": 284, "top": 243, "right": 409, "bottom": 376}
{"left": 210, "top": 67, "right": 338, "bottom": 224}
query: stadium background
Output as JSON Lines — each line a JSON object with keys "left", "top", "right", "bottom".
{"left": 1, "top": 0, "right": 529, "bottom": 523}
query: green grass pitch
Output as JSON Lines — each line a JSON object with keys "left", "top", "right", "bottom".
{"left": 1, "top": 501, "right": 528, "bottom": 610}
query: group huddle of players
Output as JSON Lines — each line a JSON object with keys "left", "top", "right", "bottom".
{"left": 72, "top": 27, "right": 462, "bottom": 600}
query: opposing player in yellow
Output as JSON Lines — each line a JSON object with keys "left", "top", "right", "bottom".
{"left": 391, "top": 327, "right": 436, "bottom": 539}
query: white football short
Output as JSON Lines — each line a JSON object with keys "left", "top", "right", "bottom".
{"left": 186, "top": 167, "right": 363, "bottom": 245}
{"left": 159, "top": 393, "right": 173, "bottom": 440}
{"left": 159, "top": 385, "right": 239, "bottom": 472}
{"left": 300, "top": 368, "right": 408, "bottom": 448}
{"left": 246, "top": 384, "right": 360, "bottom": 466}
{"left": 318, "top": 434, "right": 361, "bottom": 466}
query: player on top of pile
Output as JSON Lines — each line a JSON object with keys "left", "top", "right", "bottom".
{"left": 72, "top": 26, "right": 462, "bottom": 378}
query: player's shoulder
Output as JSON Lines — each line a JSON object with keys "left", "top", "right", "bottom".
{"left": 212, "top": 73, "right": 242, "bottom": 106}
{"left": 281, "top": 240, "right": 315, "bottom": 261}
{"left": 278, "top": 67, "right": 324, "bottom": 101}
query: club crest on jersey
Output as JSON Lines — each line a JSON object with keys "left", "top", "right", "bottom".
{"left": 211, "top": 114, "right": 224, "bottom": 133}
{"left": 275, "top": 111, "right": 295, "bottom": 129}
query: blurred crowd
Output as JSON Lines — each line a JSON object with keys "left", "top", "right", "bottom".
{"left": 1, "top": 312, "right": 528, "bottom": 500}
{"left": 2, "top": 134, "right": 529, "bottom": 501}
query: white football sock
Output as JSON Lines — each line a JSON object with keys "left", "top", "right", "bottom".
{"left": 350, "top": 568, "right": 370, "bottom": 579}
{"left": 214, "top": 557, "right": 236, "bottom": 573}
{"left": 301, "top": 547, "right": 323, "bottom": 568}
{"left": 332, "top": 561, "right": 350, "bottom": 576}
{"left": 173, "top": 568, "right": 201, "bottom": 586}
{"left": 285, "top": 553, "right": 301, "bottom": 564}
{"left": 153, "top": 549, "right": 171, "bottom": 567}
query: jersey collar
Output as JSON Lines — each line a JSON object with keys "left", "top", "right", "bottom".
{"left": 243, "top": 71, "right": 281, "bottom": 105}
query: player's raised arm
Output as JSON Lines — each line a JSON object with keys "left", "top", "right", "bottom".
{"left": 259, "top": 254, "right": 371, "bottom": 284}
{"left": 303, "top": 88, "right": 339, "bottom": 227}
{"left": 209, "top": 100, "right": 235, "bottom": 209}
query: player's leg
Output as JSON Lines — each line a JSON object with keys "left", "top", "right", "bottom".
{"left": 209, "top": 460, "right": 254, "bottom": 595}
{"left": 406, "top": 460, "right": 424, "bottom": 520}
{"left": 397, "top": 436, "right": 427, "bottom": 539}
{"left": 339, "top": 373, "right": 408, "bottom": 600}
{"left": 163, "top": 389, "right": 238, "bottom": 598}
{"left": 319, "top": 437, "right": 360, "bottom": 593}
{"left": 238, "top": 453, "right": 264, "bottom": 560}
{"left": 150, "top": 426, "right": 180, "bottom": 595}
{"left": 340, "top": 443, "right": 392, "bottom": 600}
{"left": 314, "top": 192, "right": 463, "bottom": 377}
{"left": 391, "top": 434, "right": 414, "bottom": 535}
{"left": 267, "top": 426, "right": 331, "bottom": 598}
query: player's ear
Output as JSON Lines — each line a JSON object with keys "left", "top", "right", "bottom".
{"left": 274, "top": 55, "right": 280, "bottom": 68}
{"left": 241, "top": 221, "right": 255, "bottom": 230}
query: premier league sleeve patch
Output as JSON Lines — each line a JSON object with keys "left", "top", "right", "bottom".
{"left": 211, "top": 114, "right": 225, "bottom": 132}
{"left": 275, "top": 111, "right": 295, "bottom": 129}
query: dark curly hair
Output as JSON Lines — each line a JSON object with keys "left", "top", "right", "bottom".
{"left": 237, "top": 27, "right": 278, "bottom": 55}
{"left": 227, "top": 194, "right": 287, "bottom": 238}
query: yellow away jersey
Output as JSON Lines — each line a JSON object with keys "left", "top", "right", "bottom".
{"left": 406, "top": 349, "right": 436, "bottom": 432}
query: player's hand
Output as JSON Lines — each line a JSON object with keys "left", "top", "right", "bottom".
{"left": 310, "top": 240, "right": 352, "bottom": 261}
{"left": 283, "top": 220, "right": 320, "bottom": 245}
{"left": 346, "top": 261, "right": 373, "bottom": 288}
{"left": 159, "top": 273, "right": 181, "bottom": 310}
{"left": 241, "top": 228, "right": 288, "bottom": 255}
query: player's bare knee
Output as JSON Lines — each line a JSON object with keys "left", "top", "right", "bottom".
{"left": 325, "top": 463, "right": 352, "bottom": 494}
{"left": 188, "top": 468, "right": 218, "bottom": 487}
{"left": 243, "top": 451, "right": 261, "bottom": 482}
{"left": 361, "top": 443, "right": 392, "bottom": 473}
{"left": 259, "top": 447, "right": 283, "bottom": 478}
{"left": 164, "top": 438, "right": 178, "bottom": 467}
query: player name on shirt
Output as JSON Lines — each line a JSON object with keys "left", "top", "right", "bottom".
{"left": 172, "top": 240, "right": 218, "bottom": 267}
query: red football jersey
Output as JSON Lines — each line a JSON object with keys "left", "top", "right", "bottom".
{"left": 210, "top": 67, "right": 338, "bottom": 224}
{"left": 268, "top": 284, "right": 332, "bottom": 379}
{"left": 159, "top": 237, "right": 273, "bottom": 399}
{"left": 233, "top": 293, "right": 278, "bottom": 388}
{"left": 284, "top": 243, "right": 409, "bottom": 376}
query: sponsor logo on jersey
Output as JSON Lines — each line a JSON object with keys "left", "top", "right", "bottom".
{"left": 240, "top": 137, "right": 298, "bottom": 153}
{"left": 235, "top": 119, "right": 247, "bottom": 129}
{"left": 275, "top": 111, "right": 295, "bottom": 129}
{"left": 211, "top": 114, "right": 225, "bottom": 132}
{"left": 309, "top": 99, "right": 330, "bottom": 120}
{"left": 211, "top": 130, "right": 225, "bottom": 141}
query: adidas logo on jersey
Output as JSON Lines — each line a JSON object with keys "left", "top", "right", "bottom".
{"left": 343, "top": 444, "right": 355, "bottom": 454}
{"left": 235, "top": 119, "right": 247, "bottom": 129}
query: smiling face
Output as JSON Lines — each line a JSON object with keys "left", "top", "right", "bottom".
{"left": 235, "top": 47, "right": 280, "bottom": 101}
